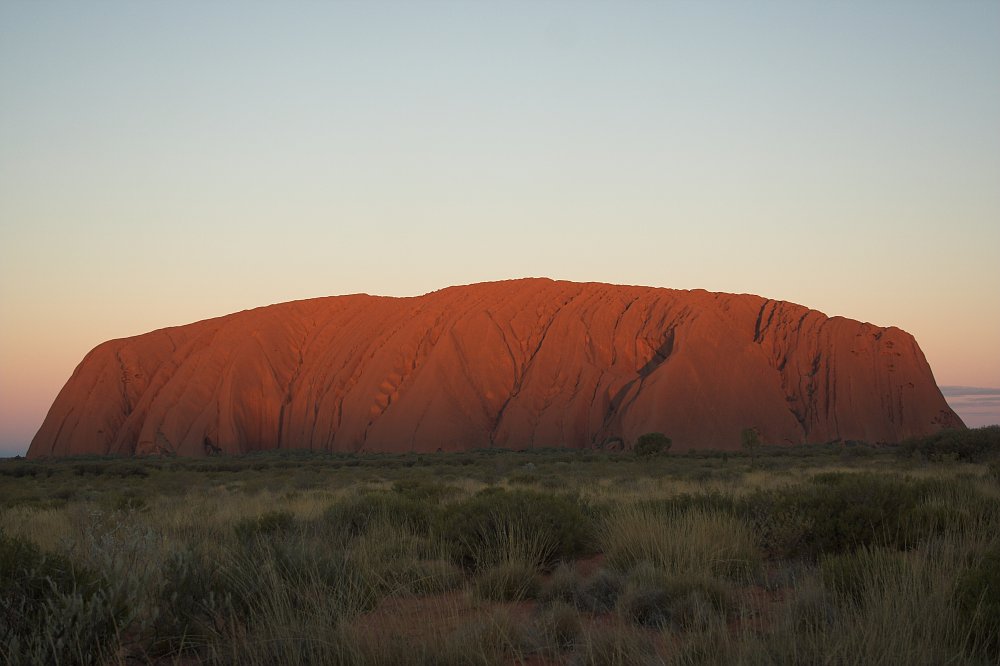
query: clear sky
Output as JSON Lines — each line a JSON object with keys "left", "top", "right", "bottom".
{"left": 1, "top": 1, "right": 998, "bottom": 455}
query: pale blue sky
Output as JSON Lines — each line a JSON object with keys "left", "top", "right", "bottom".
{"left": 2, "top": 1, "right": 998, "bottom": 454}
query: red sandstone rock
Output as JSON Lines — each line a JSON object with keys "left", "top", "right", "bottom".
{"left": 27, "top": 279, "right": 964, "bottom": 457}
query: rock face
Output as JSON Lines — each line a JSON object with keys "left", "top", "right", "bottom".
{"left": 28, "top": 279, "right": 963, "bottom": 457}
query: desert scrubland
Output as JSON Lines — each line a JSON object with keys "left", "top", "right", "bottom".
{"left": 3, "top": 427, "right": 1000, "bottom": 665}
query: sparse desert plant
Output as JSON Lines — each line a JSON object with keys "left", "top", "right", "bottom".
{"left": 667, "top": 615, "right": 745, "bottom": 666}
{"left": 533, "top": 601, "right": 583, "bottom": 654}
{"left": 539, "top": 561, "right": 580, "bottom": 605}
{"left": 616, "top": 582, "right": 673, "bottom": 628}
{"left": 779, "top": 572, "right": 837, "bottom": 633}
{"left": 444, "top": 608, "right": 534, "bottom": 665}
{"left": 574, "top": 568, "right": 624, "bottom": 614}
{"left": 568, "top": 622, "right": 658, "bottom": 666}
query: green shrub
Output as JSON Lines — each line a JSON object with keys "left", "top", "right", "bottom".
{"left": 745, "top": 473, "right": 968, "bottom": 559}
{"left": 439, "top": 488, "right": 592, "bottom": 569}
{"left": 391, "top": 478, "right": 457, "bottom": 503}
{"left": 634, "top": 433, "right": 671, "bottom": 456}
{"left": 0, "top": 532, "right": 123, "bottom": 665}
{"left": 741, "top": 427, "right": 762, "bottom": 464}
{"left": 507, "top": 472, "right": 540, "bottom": 485}
{"left": 811, "top": 471, "right": 847, "bottom": 485}
{"left": 901, "top": 426, "right": 1000, "bottom": 462}
{"left": 324, "top": 491, "right": 435, "bottom": 541}
{"left": 641, "top": 492, "right": 740, "bottom": 515}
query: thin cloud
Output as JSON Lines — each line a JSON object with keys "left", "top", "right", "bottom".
{"left": 939, "top": 386, "right": 1000, "bottom": 397}
{"left": 947, "top": 395, "right": 1000, "bottom": 409}
{"left": 942, "top": 387, "right": 1000, "bottom": 428}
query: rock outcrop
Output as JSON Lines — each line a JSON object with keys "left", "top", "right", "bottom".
{"left": 27, "top": 279, "right": 963, "bottom": 457}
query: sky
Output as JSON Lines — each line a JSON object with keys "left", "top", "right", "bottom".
{"left": 1, "top": 1, "right": 998, "bottom": 456}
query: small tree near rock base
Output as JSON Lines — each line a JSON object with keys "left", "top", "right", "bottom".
{"left": 635, "top": 432, "right": 672, "bottom": 456}
{"left": 741, "top": 427, "right": 761, "bottom": 466}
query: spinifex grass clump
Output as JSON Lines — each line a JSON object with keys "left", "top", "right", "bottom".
{"left": 533, "top": 601, "right": 583, "bottom": 655}
{"left": 954, "top": 544, "right": 1000, "bottom": 655}
{"left": 323, "top": 490, "right": 436, "bottom": 542}
{"left": 569, "top": 622, "right": 658, "bottom": 666}
{"left": 598, "top": 505, "right": 760, "bottom": 580}
{"left": 470, "top": 517, "right": 551, "bottom": 601}
{"left": 153, "top": 546, "right": 233, "bottom": 654}
{"left": 574, "top": 568, "right": 625, "bottom": 614}
{"left": 750, "top": 538, "right": 1000, "bottom": 666}
{"left": 440, "top": 487, "right": 593, "bottom": 569}
{"left": 820, "top": 546, "right": 908, "bottom": 607}
{"left": 437, "top": 487, "right": 593, "bottom": 602}
{"left": 0, "top": 531, "right": 124, "bottom": 666}
{"left": 205, "top": 542, "right": 375, "bottom": 665}
{"left": 616, "top": 562, "right": 731, "bottom": 630}
{"left": 233, "top": 509, "right": 295, "bottom": 543}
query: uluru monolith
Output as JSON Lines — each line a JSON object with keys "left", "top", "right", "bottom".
{"left": 27, "top": 279, "right": 963, "bottom": 457}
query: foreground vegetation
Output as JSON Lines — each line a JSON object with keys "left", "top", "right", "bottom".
{"left": 2, "top": 427, "right": 999, "bottom": 665}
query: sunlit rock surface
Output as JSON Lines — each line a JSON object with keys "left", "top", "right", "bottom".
{"left": 28, "top": 279, "right": 963, "bottom": 457}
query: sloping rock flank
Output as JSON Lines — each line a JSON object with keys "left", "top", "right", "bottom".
{"left": 28, "top": 279, "right": 963, "bottom": 457}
